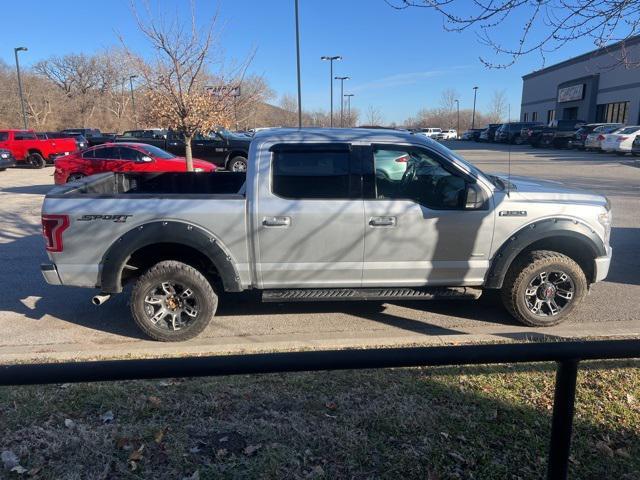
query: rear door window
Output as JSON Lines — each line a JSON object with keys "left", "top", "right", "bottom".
{"left": 94, "top": 147, "right": 119, "bottom": 159}
{"left": 272, "top": 147, "right": 352, "bottom": 199}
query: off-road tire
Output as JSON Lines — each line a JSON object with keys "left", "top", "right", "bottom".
{"left": 501, "top": 250, "right": 587, "bottom": 327}
{"left": 131, "top": 260, "right": 218, "bottom": 341}
{"left": 228, "top": 156, "right": 247, "bottom": 172}
{"left": 28, "top": 152, "right": 46, "bottom": 169}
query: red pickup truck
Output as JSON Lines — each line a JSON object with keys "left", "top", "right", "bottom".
{"left": 0, "top": 129, "right": 78, "bottom": 168}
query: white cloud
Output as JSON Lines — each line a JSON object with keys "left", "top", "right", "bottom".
{"left": 351, "top": 66, "right": 472, "bottom": 92}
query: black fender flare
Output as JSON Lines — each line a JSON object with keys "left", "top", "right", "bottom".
{"left": 485, "top": 217, "right": 606, "bottom": 289}
{"left": 100, "top": 221, "right": 242, "bottom": 294}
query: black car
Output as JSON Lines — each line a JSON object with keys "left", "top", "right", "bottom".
{"left": 531, "top": 119, "right": 587, "bottom": 148}
{"left": 0, "top": 149, "right": 16, "bottom": 171}
{"left": 478, "top": 124, "right": 502, "bottom": 142}
{"left": 495, "top": 122, "right": 544, "bottom": 144}
{"left": 38, "top": 131, "right": 89, "bottom": 150}
{"left": 60, "top": 128, "right": 116, "bottom": 146}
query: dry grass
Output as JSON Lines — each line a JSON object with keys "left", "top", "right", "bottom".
{"left": 1, "top": 360, "right": 639, "bottom": 479}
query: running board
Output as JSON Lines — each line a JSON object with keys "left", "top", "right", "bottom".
{"left": 262, "top": 287, "right": 482, "bottom": 303}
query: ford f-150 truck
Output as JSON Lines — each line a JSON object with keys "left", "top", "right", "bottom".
{"left": 40, "top": 128, "right": 612, "bottom": 341}
{"left": 0, "top": 129, "right": 78, "bottom": 168}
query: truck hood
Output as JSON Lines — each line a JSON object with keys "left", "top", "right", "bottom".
{"left": 496, "top": 174, "right": 607, "bottom": 207}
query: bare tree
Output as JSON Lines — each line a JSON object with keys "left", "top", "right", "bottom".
{"left": 122, "top": 2, "right": 246, "bottom": 171}
{"left": 365, "top": 105, "right": 384, "bottom": 126}
{"left": 486, "top": 90, "right": 508, "bottom": 123}
{"left": 387, "top": 0, "right": 640, "bottom": 68}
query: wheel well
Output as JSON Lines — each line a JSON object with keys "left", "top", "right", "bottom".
{"left": 511, "top": 236, "right": 596, "bottom": 283}
{"left": 122, "top": 243, "right": 221, "bottom": 288}
{"left": 27, "top": 149, "right": 43, "bottom": 156}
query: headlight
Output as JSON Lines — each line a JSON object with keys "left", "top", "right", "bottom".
{"left": 598, "top": 209, "right": 612, "bottom": 245}
{"left": 194, "top": 168, "right": 204, "bottom": 172}
{"left": 0, "top": 153, "right": 9, "bottom": 159}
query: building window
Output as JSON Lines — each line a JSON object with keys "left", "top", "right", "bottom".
{"left": 563, "top": 107, "right": 579, "bottom": 120}
{"left": 523, "top": 113, "right": 528, "bottom": 122}
{"left": 596, "top": 102, "right": 629, "bottom": 123}
{"left": 532, "top": 112, "right": 538, "bottom": 121}
{"left": 547, "top": 109, "right": 556, "bottom": 123}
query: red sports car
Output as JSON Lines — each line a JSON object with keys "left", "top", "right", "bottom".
{"left": 53, "top": 142, "right": 216, "bottom": 184}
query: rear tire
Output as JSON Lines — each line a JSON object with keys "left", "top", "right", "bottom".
{"left": 501, "top": 250, "right": 587, "bottom": 327}
{"left": 130, "top": 260, "right": 218, "bottom": 342}
{"left": 28, "top": 153, "right": 46, "bottom": 169}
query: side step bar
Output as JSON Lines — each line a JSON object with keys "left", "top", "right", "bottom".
{"left": 262, "top": 287, "right": 482, "bottom": 303}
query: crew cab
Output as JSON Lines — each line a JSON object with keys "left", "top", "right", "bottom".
{"left": 115, "top": 129, "right": 251, "bottom": 171}
{"left": 40, "top": 129, "right": 612, "bottom": 342}
{"left": 0, "top": 129, "right": 78, "bottom": 168}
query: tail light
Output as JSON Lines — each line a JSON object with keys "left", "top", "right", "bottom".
{"left": 395, "top": 154, "right": 410, "bottom": 163}
{"left": 42, "top": 214, "right": 70, "bottom": 252}
{"left": 597, "top": 135, "right": 605, "bottom": 141}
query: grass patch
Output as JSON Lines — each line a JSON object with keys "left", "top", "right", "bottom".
{"left": 1, "top": 360, "right": 639, "bottom": 479}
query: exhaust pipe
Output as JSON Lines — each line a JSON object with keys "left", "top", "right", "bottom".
{"left": 92, "top": 294, "right": 111, "bottom": 306}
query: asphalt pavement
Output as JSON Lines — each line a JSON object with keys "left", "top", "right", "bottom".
{"left": 0, "top": 142, "right": 638, "bottom": 362}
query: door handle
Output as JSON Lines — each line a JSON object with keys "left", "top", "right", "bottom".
{"left": 195, "top": 143, "right": 204, "bottom": 146}
{"left": 369, "top": 216, "right": 396, "bottom": 227}
{"left": 262, "top": 216, "right": 291, "bottom": 227}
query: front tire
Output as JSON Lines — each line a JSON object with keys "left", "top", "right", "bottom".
{"left": 67, "top": 173, "right": 86, "bottom": 183}
{"left": 228, "top": 156, "right": 247, "bottom": 172}
{"left": 501, "top": 250, "right": 587, "bottom": 327}
{"left": 130, "top": 260, "right": 218, "bottom": 341}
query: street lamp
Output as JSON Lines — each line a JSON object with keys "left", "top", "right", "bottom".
{"left": 14, "top": 47, "right": 28, "bottom": 130}
{"left": 129, "top": 75, "right": 138, "bottom": 128}
{"left": 321, "top": 55, "right": 342, "bottom": 127}
{"left": 454, "top": 99, "right": 460, "bottom": 139}
{"left": 344, "top": 93, "right": 354, "bottom": 126}
{"left": 471, "top": 86, "right": 479, "bottom": 129}
{"left": 294, "top": 0, "right": 302, "bottom": 129}
{"left": 334, "top": 76, "right": 349, "bottom": 127}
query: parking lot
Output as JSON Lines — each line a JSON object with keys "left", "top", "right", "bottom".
{"left": 0, "top": 141, "right": 638, "bottom": 363}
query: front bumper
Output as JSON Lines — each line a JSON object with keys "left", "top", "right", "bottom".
{"left": 593, "top": 247, "right": 612, "bottom": 283}
{"left": 0, "top": 156, "right": 16, "bottom": 169}
{"left": 41, "top": 263, "right": 62, "bottom": 285}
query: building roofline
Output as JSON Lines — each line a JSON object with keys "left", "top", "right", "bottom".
{"left": 522, "top": 35, "right": 640, "bottom": 80}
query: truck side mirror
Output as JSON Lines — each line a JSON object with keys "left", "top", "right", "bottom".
{"left": 465, "top": 183, "right": 487, "bottom": 210}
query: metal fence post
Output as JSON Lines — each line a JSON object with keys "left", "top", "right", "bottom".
{"left": 547, "top": 359, "right": 579, "bottom": 480}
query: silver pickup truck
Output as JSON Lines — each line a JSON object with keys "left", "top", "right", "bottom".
{"left": 41, "top": 128, "right": 612, "bottom": 341}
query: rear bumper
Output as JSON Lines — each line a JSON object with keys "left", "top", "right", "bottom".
{"left": 593, "top": 247, "right": 612, "bottom": 283}
{"left": 41, "top": 263, "right": 62, "bottom": 286}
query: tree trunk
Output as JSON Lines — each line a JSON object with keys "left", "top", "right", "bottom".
{"left": 184, "top": 134, "right": 194, "bottom": 172}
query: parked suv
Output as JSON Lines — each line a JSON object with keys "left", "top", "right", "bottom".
{"left": 41, "top": 128, "right": 612, "bottom": 341}
{"left": 479, "top": 124, "right": 502, "bottom": 142}
{"left": 495, "top": 122, "right": 543, "bottom": 144}
{"left": 418, "top": 128, "right": 444, "bottom": 140}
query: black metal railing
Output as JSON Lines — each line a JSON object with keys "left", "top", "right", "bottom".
{"left": 1, "top": 339, "right": 639, "bottom": 480}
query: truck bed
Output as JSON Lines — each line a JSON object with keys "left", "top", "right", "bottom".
{"left": 47, "top": 172, "right": 246, "bottom": 198}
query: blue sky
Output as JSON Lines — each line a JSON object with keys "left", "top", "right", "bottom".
{"left": 0, "top": 0, "right": 606, "bottom": 124}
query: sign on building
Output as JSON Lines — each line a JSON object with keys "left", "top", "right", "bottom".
{"left": 557, "top": 84, "right": 584, "bottom": 103}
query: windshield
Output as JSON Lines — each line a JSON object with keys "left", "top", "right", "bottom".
{"left": 140, "top": 145, "right": 176, "bottom": 159}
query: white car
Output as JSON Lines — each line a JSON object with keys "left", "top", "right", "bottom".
{"left": 442, "top": 129, "right": 458, "bottom": 140}
{"left": 600, "top": 126, "right": 640, "bottom": 154}
{"left": 418, "top": 128, "right": 443, "bottom": 139}
{"left": 584, "top": 124, "right": 624, "bottom": 151}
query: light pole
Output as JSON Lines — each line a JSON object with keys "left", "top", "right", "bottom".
{"left": 471, "top": 86, "right": 479, "bottom": 129}
{"left": 334, "top": 76, "right": 349, "bottom": 127}
{"left": 321, "top": 55, "right": 341, "bottom": 127}
{"left": 344, "top": 93, "right": 354, "bottom": 126}
{"left": 14, "top": 47, "right": 28, "bottom": 130}
{"left": 129, "top": 75, "right": 138, "bottom": 128}
{"left": 454, "top": 99, "right": 460, "bottom": 138}
{"left": 294, "top": 0, "right": 302, "bottom": 129}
